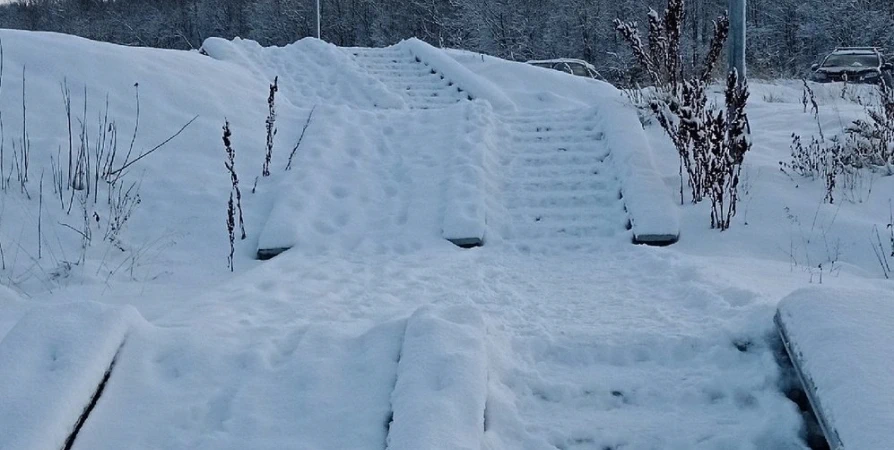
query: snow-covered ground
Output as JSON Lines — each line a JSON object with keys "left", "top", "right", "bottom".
{"left": 0, "top": 29, "right": 892, "bottom": 450}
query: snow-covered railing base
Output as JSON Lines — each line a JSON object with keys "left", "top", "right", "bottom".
{"left": 256, "top": 247, "right": 290, "bottom": 260}
{"left": 775, "top": 287, "right": 894, "bottom": 450}
{"left": 630, "top": 230, "right": 680, "bottom": 246}
{"left": 386, "top": 305, "right": 488, "bottom": 450}
{"left": 446, "top": 237, "right": 484, "bottom": 248}
{"left": 598, "top": 102, "right": 680, "bottom": 246}
{"left": 0, "top": 302, "right": 140, "bottom": 450}
{"left": 441, "top": 102, "right": 496, "bottom": 249}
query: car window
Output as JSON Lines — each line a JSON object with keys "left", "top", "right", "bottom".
{"left": 822, "top": 54, "right": 880, "bottom": 68}
{"left": 552, "top": 62, "right": 573, "bottom": 74}
{"left": 570, "top": 64, "right": 591, "bottom": 77}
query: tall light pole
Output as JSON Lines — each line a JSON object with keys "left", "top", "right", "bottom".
{"left": 728, "top": 0, "right": 746, "bottom": 78}
{"left": 316, "top": 0, "right": 321, "bottom": 39}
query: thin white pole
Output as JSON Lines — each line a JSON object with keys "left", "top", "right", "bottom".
{"left": 316, "top": 0, "right": 321, "bottom": 39}
{"left": 728, "top": 0, "right": 746, "bottom": 78}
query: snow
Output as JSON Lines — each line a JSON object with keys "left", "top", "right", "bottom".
{"left": 776, "top": 286, "right": 894, "bottom": 450}
{"left": 0, "top": 301, "right": 142, "bottom": 450}
{"left": 387, "top": 305, "right": 488, "bottom": 450}
{"left": 0, "top": 30, "right": 893, "bottom": 450}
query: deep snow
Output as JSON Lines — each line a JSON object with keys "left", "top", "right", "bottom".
{"left": 0, "top": 29, "right": 892, "bottom": 450}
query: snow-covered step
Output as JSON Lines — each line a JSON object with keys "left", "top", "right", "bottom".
{"left": 509, "top": 223, "right": 625, "bottom": 239}
{"left": 513, "top": 167, "right": 606, "bottom": 179}
{"left": 515, "top": 153, "right": 609, "bottom": 168}
{"left": 506, "top": 123, "right": 599, "bottom": 133}
{"left": 510, "top": 193, "right": 621, "bottom": 209}
{"left": 517, "top": 179, "right": 615, "bottom": 192}
{"left": 510, "top": 135, "right": 606, "bottom": 145}
{"left": 349, "top": 46, "right": 470, "bottom": 109}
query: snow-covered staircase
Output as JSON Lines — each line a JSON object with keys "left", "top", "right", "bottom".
{"left": 502, "top": 109, "right": 629, "bottom": 251}
{"left": 348, "top": 47, "right": 471, "bottom": 109}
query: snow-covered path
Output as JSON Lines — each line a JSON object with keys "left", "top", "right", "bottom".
{"left": 88, "top": 247, "right": 810, "bottom": 450}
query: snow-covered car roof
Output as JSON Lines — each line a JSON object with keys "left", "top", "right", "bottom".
{"left": 829, "top": 47, "right": 884, "bottom": 55}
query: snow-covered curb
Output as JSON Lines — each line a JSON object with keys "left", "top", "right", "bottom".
{"left": 599, "top": 100, "right": 680, "bottom": 244}
{"left": 0, "top": 301, "right": 142, "bottom": 450}
{"left": 386, "top": 305, "right": 488, "bottom": 450}
{"left": 398, "top": 38, "right": 515, "bottom": 112}
{"left": 776, "top": 286, "right": 894, "bottom": 450}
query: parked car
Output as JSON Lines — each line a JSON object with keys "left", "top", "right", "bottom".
{"left": 526, "top": 58, "right": 604, "bottom": 80}
{"left": 809, "top": 47, "right": 893, "bottom": 85}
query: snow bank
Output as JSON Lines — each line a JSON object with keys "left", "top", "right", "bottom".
{"left": 441, "top": 101, "right": 498, "bottom": 247}
{"left": 600, "top": 102, "right": 680, "bottom": 244}
{"left": 776, "top": 286, "right": 894, "bottom": 450}
{"left": 399, "top": 39, "right": 515, "bottom": 112}
{"left": 0, "top": 301, "right": 142, "bottom": 450}
{"left": 201, "top": 37, "right": 405, "bottom": 109}
{"left": 387, "top": 305, "right": 488, "bottom": 450}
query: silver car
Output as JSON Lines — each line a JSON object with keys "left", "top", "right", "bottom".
{"left": 526, "top": 58, "right": 604, "bottom": 80}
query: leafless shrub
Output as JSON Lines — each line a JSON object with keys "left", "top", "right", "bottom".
{"left": 103, "top": 178, "right": 142, "bottom": 248}
{"left": 845, "top": 80, "right": 894, "bottom": 175}
{"left": 19, "top": 66, "right": 29, "bottom": 187}
{"left": 262, "top": 76, "right": 278, "bottom": 177}
{"left": 784, "top": 204, "right": 842, "bottom": 284}
{"left": 616, "top": 1, "right": 751, "bottom": 230}
{"left": 801, "top": 79, "right": 820, "bottom": 119}
{"left": 223, "top": 120, "right": 245, "bottom": 239}
{"left": 781, "top": 133, "right": 870, "bottom": 204}
{"left": 784, "top": 80, "right": 891, "bottom": 204}
{"left": 226, "top": 191, "right": 235, "bottom": 272}
{"left": 285, "top": 106, "right": 316, "bottom": 171}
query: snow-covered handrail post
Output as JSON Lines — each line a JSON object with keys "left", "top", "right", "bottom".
{"left": 315, "top": 0, "right": 321, "bottom": 39}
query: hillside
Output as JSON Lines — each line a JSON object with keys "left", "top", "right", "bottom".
{"left": 0, "top": 29, "right": 892, "bottom": 450}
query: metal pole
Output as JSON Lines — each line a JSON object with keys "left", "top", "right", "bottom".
{"left": 728, "top": 0, "right": 746, "bottom": 78}
{"left": 316, "top": 0, "right": 321, "bottom": 39}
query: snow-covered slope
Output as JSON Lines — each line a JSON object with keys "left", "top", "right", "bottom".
{"left": 0, "top": 30, "right": 892, "bottom": 450}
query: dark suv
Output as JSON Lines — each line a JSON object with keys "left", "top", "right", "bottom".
{"left": 810, "top": 47, "right": 893, "bottom": 85}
